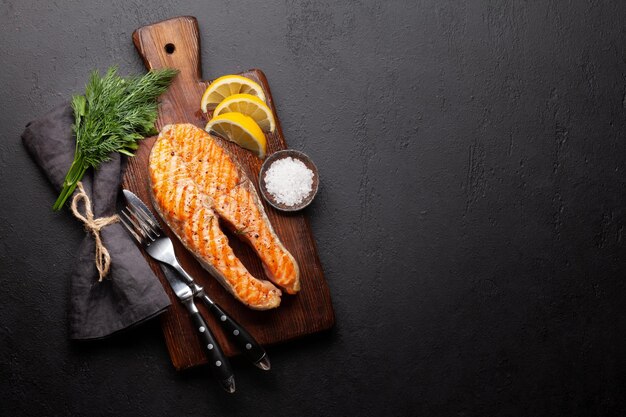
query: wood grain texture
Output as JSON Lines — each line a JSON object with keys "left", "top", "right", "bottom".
{"left": 124, "top": 16, "right": 334, "bottom": 370}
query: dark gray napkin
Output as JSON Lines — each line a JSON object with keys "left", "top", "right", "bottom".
{"left": 22, "top": 103, "right": 171, "bottom": 340}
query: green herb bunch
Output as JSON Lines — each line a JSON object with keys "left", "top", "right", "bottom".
{"left": 53, "top": 66, "right": 178, "bottom": 211}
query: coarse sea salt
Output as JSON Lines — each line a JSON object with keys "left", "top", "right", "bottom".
{"left": 264, "top": 157, "right": 314, "bottom": 206}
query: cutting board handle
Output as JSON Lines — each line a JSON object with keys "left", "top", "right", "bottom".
{"left": 132, "top": 16, "right": 202, "bottom": 83}
{"left": 132, "top": 16, "right": 204, "bottom": 125}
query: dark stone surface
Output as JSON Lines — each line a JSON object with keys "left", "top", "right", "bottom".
{"left": 1, "top": 1, "right": 626, "bottom": 416}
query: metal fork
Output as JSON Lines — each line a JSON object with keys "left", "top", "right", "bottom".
{"left": 119, "top": 190, "right": 270, "bottom": 371}
{"left": 120, "top": 200, "right": 235, "bottom": 393}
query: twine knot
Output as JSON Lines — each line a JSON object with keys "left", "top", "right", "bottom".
{"left": 70, "top": 181, "right": 119, "bottom": 281}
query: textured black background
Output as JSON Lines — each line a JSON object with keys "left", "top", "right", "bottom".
{"left": 2, "top": 1, "right": 626, "bottom": 416}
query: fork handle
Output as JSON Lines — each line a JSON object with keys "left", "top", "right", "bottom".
{"left": 201, "top": 296, "right": 270, "bottom": 370}
{"left": 182, "top": 299, "right": 235, "bottom": 393}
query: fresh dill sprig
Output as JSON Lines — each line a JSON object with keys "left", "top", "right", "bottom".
{"left": 53, "top": 66, "right": 178, "bottom": 211}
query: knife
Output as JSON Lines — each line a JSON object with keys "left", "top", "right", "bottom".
{"left": 122, "top": 189, "right": 271, "bottom": 371}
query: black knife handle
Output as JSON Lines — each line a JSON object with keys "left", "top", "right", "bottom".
{"left": 201, "top": 296, "right": 268, "bottom": 368}
{"left": 168, "top": 261, "right": 269, "bottom": 370}
{"left": 183, "top": 299, "right": 235, "bottom": 393}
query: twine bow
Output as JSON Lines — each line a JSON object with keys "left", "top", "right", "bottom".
{"left": 70, "top": 181, "right": 119, "bottom": 281}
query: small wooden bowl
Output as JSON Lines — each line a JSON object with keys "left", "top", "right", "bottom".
{"left": 258, "top": 149, "right": 319, "bottom": 212}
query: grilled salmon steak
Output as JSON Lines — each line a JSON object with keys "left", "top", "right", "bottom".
{"left": 149, "top": 123, "right": 300, "bottom": 310}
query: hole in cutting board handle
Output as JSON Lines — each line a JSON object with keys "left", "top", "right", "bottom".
{"left": 164, "top": 43, "right": 176, "bottom": 54}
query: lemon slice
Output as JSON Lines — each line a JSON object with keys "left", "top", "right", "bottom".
{"left": 201, "top": 75, "right": 266, "bottom": 112}
{"left": 206, "top": 112, "right": 267, "bottom": 158}
{"left": 214, "top": 94, "right": 276, "bottom": 133}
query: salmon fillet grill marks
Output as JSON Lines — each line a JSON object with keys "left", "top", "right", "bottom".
{"left": 149, "top": 123, "right": 301, "bottom": 310}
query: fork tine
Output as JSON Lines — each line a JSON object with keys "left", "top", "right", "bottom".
{"left": 133, "top": 204, "right": 162, "bottom": 237}
{"left": 125, "top": 205, "right": 159, "bottom": 241}
{"left": 121, "top": 209, "right": 154, "bottom": 242}
{"left": 125, "top": 196, "right": 163, "bottom": 233}
{"left": 119, "top": 210, "right": 143, "bottom": 245}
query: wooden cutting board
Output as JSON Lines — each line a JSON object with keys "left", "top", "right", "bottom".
{"left": 122, "top": 16, "right": 334, "bottom": 370}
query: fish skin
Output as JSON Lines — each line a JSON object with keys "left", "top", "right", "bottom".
{"left": 148, "top": 124, "right": 300, "bottom": 310}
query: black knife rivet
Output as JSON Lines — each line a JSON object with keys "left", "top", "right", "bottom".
{"left": 216, "top": 361, "right": 222, "bottom": 367}
{"left": 208, "top": 344, "right": 214, "bottom": 350}
{"left": 199, "top": 326, "right": 205, "bottom": 333}
{"left": 245, "top": 343, "right": 252, "bottom": 350}
{"left": 233, "top": 329, "right": 239, "bottom": 336}
{"left": 220, "top": 315, "right": 227, "bottom": 321}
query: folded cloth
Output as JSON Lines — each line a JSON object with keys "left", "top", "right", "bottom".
{"left": 22, "top": 102, "right": 171, "bottom": 340}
